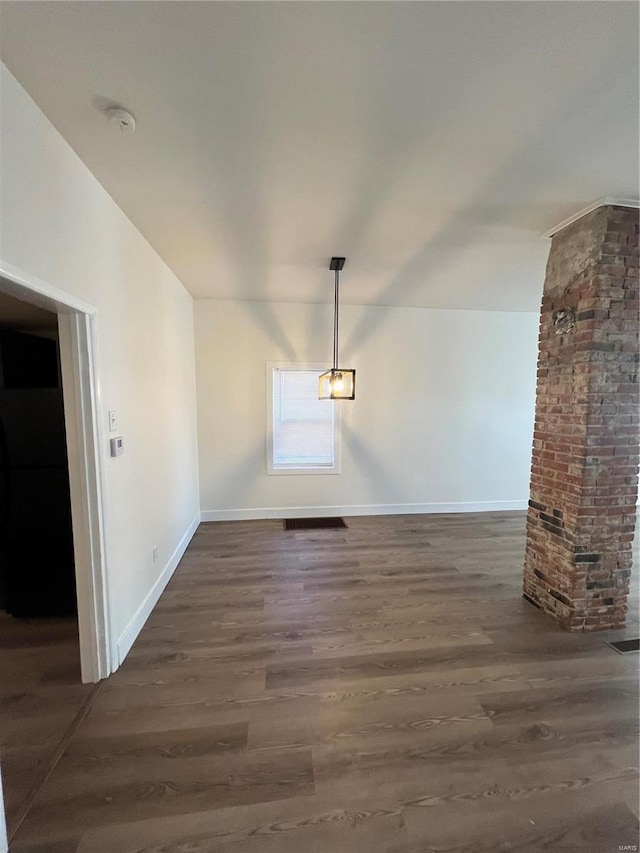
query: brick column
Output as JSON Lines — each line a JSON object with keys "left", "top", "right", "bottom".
{"left": 524, "top": 204, "right": 639, "bottom": 631}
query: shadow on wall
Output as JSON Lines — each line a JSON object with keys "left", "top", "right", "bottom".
{"left": 208, "top": 442, "right": 266, "bottom": 511}
{"left": 203, "top": 419, "right": 404, "bottom": 512}
{"left": 341, "top": 420, "right": 404, "bottom": 506}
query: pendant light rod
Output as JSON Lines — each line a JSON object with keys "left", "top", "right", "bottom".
{"left": 329, "top": 257, "right": 345, "bottom": 372}
{"left": 319, "top": 257, "right": 355, "bottom": 401}
{"left": 333, "top": 266, "right": 339, "bottom": 370}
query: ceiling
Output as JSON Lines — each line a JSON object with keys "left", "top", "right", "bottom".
{"left": 0, "top": 2, "right": 638, "bottom": 312}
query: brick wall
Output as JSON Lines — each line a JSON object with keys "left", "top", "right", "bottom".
{"left": 524, "top": 205, "right": 639, "bottom": 631}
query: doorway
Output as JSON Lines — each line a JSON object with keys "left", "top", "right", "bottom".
{"left": 0, "top": 266, "right": 110, "bottom": 681}
{"left": 0, "top": 267, "right": 110, "bottom": 845}
{"left": 0, "top": 301, "right": 76, "bottom": 617}
{"left": 0, "top": 294, "right": 89, "bottom": 840}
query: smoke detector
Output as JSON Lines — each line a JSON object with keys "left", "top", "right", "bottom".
{"left": 107, "top": 107, "right": 136, "bottom": 134}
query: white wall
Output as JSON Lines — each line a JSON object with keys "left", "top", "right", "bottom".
{"left": 0, "top": 64, "right": 200, "bottom": 667}
{"left": 195, "top": 299, "right": 538, "bottom": 519}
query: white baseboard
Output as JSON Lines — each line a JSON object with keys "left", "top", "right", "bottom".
{"left": 115, "top": 512, "right": 200, "bottom": 667}
{"left": 200, "top": 501, "right": 527, "bottom": 523}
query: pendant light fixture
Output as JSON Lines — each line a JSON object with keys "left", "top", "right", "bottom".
{"left": 318, "top": 257, "right": 356, "bottom": 400}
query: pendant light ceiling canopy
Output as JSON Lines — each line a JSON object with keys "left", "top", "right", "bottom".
{"left": 319, "top": 257, "right": 356, "bottom": 400}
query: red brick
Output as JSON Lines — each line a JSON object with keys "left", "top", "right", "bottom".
{"left": 524, "top": 205, "right": 639, "bottom": 632}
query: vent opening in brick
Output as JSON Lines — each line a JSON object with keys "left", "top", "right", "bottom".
{"left": 284, "top": 517, "right": 347, "bottom": 531}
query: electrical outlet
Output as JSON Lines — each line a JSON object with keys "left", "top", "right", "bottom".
{"left": 152, "top": 546, "right": 158, "bottom": 563}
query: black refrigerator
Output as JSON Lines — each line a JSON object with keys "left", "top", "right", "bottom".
{"left": 0, "top": 329, "right": 76, "bottom": 617}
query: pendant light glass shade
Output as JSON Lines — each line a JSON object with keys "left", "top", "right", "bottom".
{"left": 319, "top": 256, "right": 356, "bottom": 400}
{"left": 318, "top": 368, "right": 356, "bottom": 400}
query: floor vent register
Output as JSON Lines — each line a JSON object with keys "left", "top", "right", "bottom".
{"left": 283, "top": 517, "right": 348, "bottom": 531}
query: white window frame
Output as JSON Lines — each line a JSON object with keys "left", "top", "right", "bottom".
{"left": 266, "top": 362, "right": 341, "bottom": 476}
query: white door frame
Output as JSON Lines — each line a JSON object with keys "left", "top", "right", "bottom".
{"left": 0, "top": 260, "right": 111, "bottom": 682}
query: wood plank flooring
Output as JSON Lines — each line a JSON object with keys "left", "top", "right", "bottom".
{"left": 3, "top": 511, "right": 639, "bottom": 852}
{"left": 0, "top": 614, "right": 94, "bottom": 841}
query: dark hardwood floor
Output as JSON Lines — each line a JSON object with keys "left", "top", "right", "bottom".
{"left": 0, "top": 614, "right": 93, "bottom": 843}
{"left": 3, "top": 511, "right": 639, "bottom": 852}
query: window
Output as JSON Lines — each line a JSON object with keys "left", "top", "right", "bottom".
{"left": 267, "top": 364, "right": 340, "bottom": 474}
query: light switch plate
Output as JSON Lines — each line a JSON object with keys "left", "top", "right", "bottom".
{"left": 108, "top": 410, "right": 117, "bottom": 432}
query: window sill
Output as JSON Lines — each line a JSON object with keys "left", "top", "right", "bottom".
{"left": 267, "top": 466, "right": 341, "bottom": 476}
